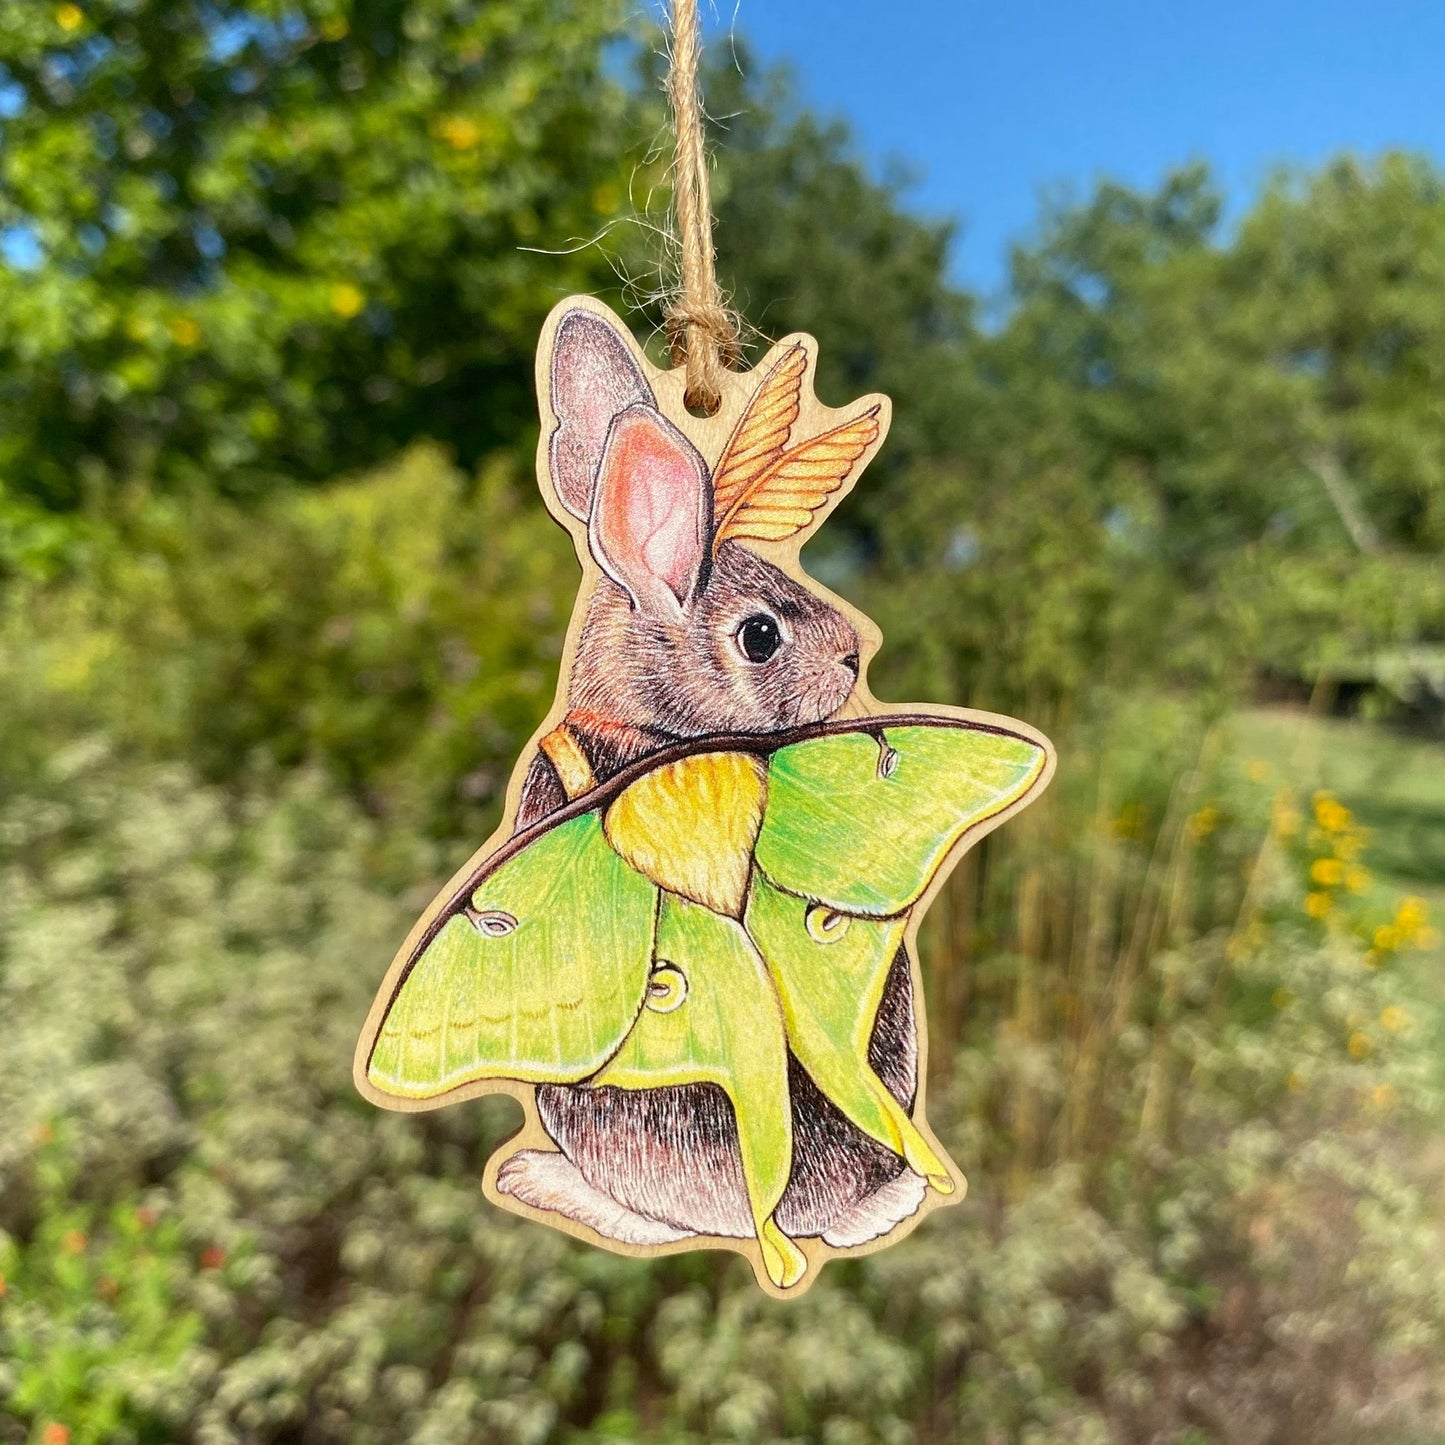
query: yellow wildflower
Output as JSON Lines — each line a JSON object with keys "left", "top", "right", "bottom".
{"left": 320, "top": 14, "right": 348, "bottom": 40}
{"left": 168, "top": 316, "right": 200, "bottom": 347}
{"left": 1246, "top": 759, "right": 1270, "bottom": 783}
{"left": 1379, "top": 1006, "right": 1408, "bottom": 1033}
{"left": 55, "top": 3, "right": 83, "bottom": 31}
{"left": 329, "top": 283, "right": 364, "bottom": 319}
{"left": 1334, "top": 832, "right": 1365, "bottom": 861}
{"left": 1373, "top": 924, "right": 1401, "bottom": 952}
{"left": 1310, "top": 857, "right": 1344, "bottom": 887}
{"left": 1313, "top": 791, "right": 1351, "bottom": 832}
{"left": 1395, "top": 897, "right": 1429, "bottom": 939}
{"left": 1187, "top": 804, "right": 1221, "bottom": 840}
{"left": 1344, "top": 865, "right": 1370, "bottom": 894}
{"left": 1304, "top": 891, "right": 1332, "bottom": 919}
{"left": 438, "top": 116, "right": 481, "bottom": 151}
{"left": 1369, "top": 1082, "right": 1397, "bottom": 1111}
{"left": 1347, "top": 1031, "right": 1372, "bottom": 1060}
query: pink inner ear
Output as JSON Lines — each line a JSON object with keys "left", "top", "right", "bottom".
{"left": 548, "top": 310, "right": 653, "bottom": 519}
{"left": 592, "top": 406, "right": 709, "bottom": 609}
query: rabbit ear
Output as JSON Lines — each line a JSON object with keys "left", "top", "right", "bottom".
{"left": 589, "top": 404, "right": 712, "bottom": 618}
{"left": 547, "top": 308, "right": 655, "bottom": 520}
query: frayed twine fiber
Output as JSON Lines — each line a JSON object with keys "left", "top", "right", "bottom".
{"left": 663, "top": 0, "right": 741, "bottom": 413}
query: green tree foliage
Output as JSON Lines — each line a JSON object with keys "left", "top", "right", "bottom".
{"left": 1227, "top": 154, "right": 1445, "bottom": 553}
{"left": 866, "top": 158, "right": 1445, "bottom": 715}
{"left": 2, "top": 445, "right": 576, "bottom": 833}
{"left": 0, "top": 0, "right": 633, "bottom": 525}
{"left": 986, "top": 156, "right": 1445, "bottom": 562}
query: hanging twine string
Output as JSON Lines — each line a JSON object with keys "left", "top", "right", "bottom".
{"left": 664, "top": 0, "right": 741, "bottom": 413}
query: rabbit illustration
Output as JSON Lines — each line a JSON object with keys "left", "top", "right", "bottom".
{"left": 494, "top": 303, "right": 931, "bottom": 1249}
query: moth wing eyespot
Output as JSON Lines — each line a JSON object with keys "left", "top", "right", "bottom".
{"left": 805, "top": 903, "right": 851, "bottom": 945}
{"left": 874, "top": 734, "right": 900, "bottom": 779}
{"left": 646, "top": 963, "right": 688, "bottom": 1013}
{"left": 466, "top": 907, "right": 518, "bottom": 937}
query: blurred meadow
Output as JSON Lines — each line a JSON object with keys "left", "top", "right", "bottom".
{"left": 2, "top": 3, "right": 1445, "bottom": 1442}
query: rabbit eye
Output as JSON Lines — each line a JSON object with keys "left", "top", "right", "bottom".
{"left": 736, "top": 613, "right": 782, "bottom": 663}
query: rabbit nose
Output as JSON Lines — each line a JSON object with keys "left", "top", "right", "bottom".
{"left": 841, "top": 652, "right": 859, "bottom": 677}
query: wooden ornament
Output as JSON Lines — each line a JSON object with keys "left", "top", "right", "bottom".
{"left": 354, "top": 297, "right": 1056, "bottom": 1296}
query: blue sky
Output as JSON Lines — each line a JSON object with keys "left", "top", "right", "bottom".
{"left": 702, "top": 0, "right": 1445, "bottom": 297}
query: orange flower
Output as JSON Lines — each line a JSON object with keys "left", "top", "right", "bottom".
{"left": 60, "top": 1230, "right": 87, "bottom": 1255}
{"left": 1347, "top": 1031, "right": 1372, "bottom": 1060}
{"left": 199, "top": 1245, "right": 227, "bottom": 1271}
{"left": 42, "top": 1425, "right": 71, "bottom": 1445}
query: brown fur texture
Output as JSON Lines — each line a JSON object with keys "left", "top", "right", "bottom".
{"left": 572, "top": 541, "right": 860, "bottom": 738}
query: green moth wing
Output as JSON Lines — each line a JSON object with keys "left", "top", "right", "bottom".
{"left": 360, "top": 712, "right": 1049, "bottom": 1283}
{"left": 367, "top": 812, "right": 657, "bottom": 1100}
{"left": 744, "top": 873, "right": 953, "bottom": 1190}
{"left": 756, "top": 723, "right": 1047, "bottom": 916}
{"left": 594, "top": 893, "right": 804, "bottom": 1287}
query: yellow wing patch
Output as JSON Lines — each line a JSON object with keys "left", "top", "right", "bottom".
{"left": 603, "top": 752, "right": 767, "bottom": 917}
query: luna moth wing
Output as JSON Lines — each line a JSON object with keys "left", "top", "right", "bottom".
{"left": 362, "top": 715, "right": 1049, "bottom": 1175}
{"left": 366, "top": 812, "right": 657, "bottom": 1100}
{"left": 592, "top": 893, "right": 804, "bottom": 1289}
{"left": 755, "top": 723, "right": 1049, "bottom": 917}
{"left": 738, "top": 720, "right": 1048, "bottom": 1188}
{"left": 744, "top": 874, "right": 954, "bottom": 1191}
